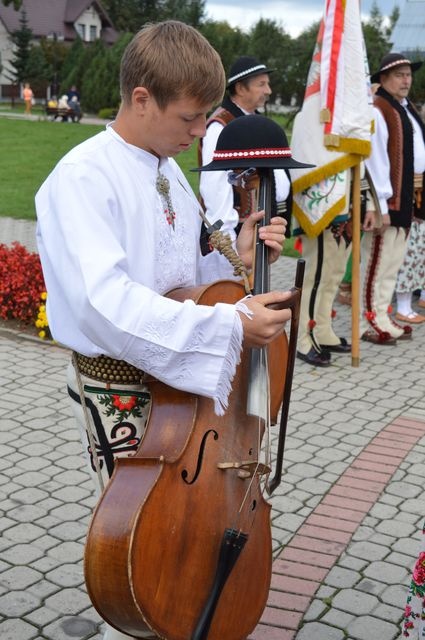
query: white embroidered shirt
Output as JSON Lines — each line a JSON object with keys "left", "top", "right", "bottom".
{"left": 36, "top": 126, "right": 244, "bottom": 412}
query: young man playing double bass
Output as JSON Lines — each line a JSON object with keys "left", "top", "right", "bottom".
{"left": 35, "top": 21, "right": 290, "bottom": 640}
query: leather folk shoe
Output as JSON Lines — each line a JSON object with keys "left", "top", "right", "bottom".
{"left": 297, "top": 347, "right": 331, "bottom": 367}
{"left": 319, "top": 337, "right": 351, "bottom": 353}
{"left": 361, "top": 330, "right": 397, "bottom": 345}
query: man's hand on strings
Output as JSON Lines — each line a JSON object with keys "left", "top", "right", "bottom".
{"left": 236, "top": 210, "right": 287, "bottom": 270}
{"left": 238, "top": 291, "right": 292, "bottom": 348}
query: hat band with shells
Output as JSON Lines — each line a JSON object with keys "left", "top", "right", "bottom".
{"left": 380, "top": 58, "right": 414, "bottom": 73}
{"left": 212, "top": 147, "right": 292, "bottom": 161}
{"left": 227, "top": 64, "right": 268, "bottom": 85}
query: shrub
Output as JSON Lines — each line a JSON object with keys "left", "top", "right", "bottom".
{"left": 97, "top": 107, "right": 117, "bottom": 120}
{"left": 0, "top": 242, "right": 46, "bottom": 323}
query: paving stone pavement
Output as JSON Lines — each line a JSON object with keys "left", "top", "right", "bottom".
{"left": 1, "top": 216, "right": 425, "bottom": 640}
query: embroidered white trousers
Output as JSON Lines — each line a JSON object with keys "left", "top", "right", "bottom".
{"left": 66, "top": 361, "right": 157, "bottom": 640}
{"left": 360, "top": 227, "right": 408, "bottom": 338}
{"left": 297, "top": 229, "right": 352, "bottom": 354}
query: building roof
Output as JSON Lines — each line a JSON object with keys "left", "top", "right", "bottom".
{"left": 0, "top": 0, "right": 118, "bottom": 44}
{"left": 391, "top": 0, "right": 425, "bottom": 55}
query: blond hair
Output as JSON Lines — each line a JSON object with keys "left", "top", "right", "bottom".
{"left": 120, "top": 21, "right": 225, "bottom": 109}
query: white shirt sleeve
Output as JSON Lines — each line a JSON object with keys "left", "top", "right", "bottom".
{"left": 274, "top": 169, "right": 290, "bottom": 203}
{"left": 365, "top": 107, "right": 393, "bottom": 214}
{"left": 405, "top": 107, "right": 425, "bottom": 174}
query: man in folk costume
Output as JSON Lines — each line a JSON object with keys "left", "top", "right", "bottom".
{"left": 199, "top": 56, "right": 292, "bottom": 244}
{"left": 361, "top": 53, "right": 425, "bottom": 343}
{"left": 293, "top": 176, "right": 367, "bottom": 366}
{"left": 35, "top": 22, "right": 291, "bottom": 640}
{"left": 290, "top": 0, "right": 373, "bottom": 367}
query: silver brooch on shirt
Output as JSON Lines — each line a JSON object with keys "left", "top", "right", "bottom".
{"left": 156, "top": 172, "right": 176, "bottom": 230}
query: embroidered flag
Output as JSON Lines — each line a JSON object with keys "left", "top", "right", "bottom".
{"left": 290, "top": 0, "right": 373, "bottom": 237}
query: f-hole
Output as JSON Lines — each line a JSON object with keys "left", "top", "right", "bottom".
{"left": 181, "top": 429, "right": 218, "bottom": 485}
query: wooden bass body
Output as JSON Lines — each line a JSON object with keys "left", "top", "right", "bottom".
{"left": 84, "top": 280, "right": 288, "bottom": 640}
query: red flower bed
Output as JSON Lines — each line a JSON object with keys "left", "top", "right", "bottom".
{"left": 0, "top": 242, "right": 46, "bottom": 323}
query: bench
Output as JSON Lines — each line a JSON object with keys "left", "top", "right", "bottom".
{"left": 45, "top": 106, "right": 81, "bottom": 122}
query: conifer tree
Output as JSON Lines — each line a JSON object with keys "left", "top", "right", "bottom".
{"left": 6, "top": 7, "right": 32, "bottom": 105}
{"left": 7, "top": 8, "right": 32, "bottom": 85}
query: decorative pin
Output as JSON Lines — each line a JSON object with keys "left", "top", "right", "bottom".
{"left": 156, "top": 172, "right": 176, "bottom": 230}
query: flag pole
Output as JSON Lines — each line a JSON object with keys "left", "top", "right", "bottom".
{"left": 351, "top": 162, "right": 361, "bottom": 367}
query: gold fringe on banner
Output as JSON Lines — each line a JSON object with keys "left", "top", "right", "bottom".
{"left": 320, "top": 108, "right": 331, "bottom": 123}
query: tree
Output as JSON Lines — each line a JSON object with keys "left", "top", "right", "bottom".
{"left": 58, "top": 37, "right": 86, "bottom": 99}
{"left": 25, "top": 44, "right": 51, "bottom": 93}
{"left": 39, "top": 36, "right": 68, "bottom": 97}
{"left": 247, "top": 19, "right": 292, "bottom": 104}
{"left": 362, "top": 3, "right": 391, "bottom": 82}
{"left": 200, "top": 20, "right": 248, "bottom": 80}
{"left": 285, "top": 21, "right": 320, "bottom": 108}
{"left": 1, "top": 0, "right": 22, "bottom": 7}
{"left": 101, "top": 0, "right": 143, "bottom": 32}
{"left": 79, "top": 33, "right": 133, "bottom": 112}
{"left": 7, "top": 7, "right": 32, "bottom": 104}
{"left": 409, "top": 51, "right": 425, "bottom": 105}
{"left": 101, "top": 0, "right": 206, "bottom": 32}
{"left": 387, "top": 5, "right": 400, "bottom": 38}
{"left": 160, "top": 0, "right": 206, "bottom": 27}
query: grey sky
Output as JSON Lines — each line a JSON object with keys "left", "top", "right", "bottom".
{"left": 204, "top": 0, "right": 401, "bottom": 35}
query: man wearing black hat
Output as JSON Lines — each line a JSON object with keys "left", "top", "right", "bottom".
{"left": 360, "top": 52, "right": 425, "bottom": 344}
{"left": 199, "top": 56, "right": 292, "bottom": 244}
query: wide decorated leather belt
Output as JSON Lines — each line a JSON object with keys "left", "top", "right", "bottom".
{"left": 74, "top": 353, "right": 144, "bottom": 385}
{"left": 414, "top": 173, "right": 423, "bottom": 209}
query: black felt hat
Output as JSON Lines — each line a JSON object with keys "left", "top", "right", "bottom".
{"left": 227, "top": 56, "right": 276, "bottom": 88}
{"left": 371, "top": 52, "right": 423, "bottom": 83}
{"left": 195, "top": 114, "right": 314, "bottom": 171}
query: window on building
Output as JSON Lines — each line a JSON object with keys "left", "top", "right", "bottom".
{"left": 77, "top": 23, "right": 86, "bottom": 40}
{"left": 89, "top": 25, "right": 97, "bottom": 41}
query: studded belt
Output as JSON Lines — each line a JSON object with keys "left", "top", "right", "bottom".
{"left": 74, "top": 353, "right": 144, "bottom": 385}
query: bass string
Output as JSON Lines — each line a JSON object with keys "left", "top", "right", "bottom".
{"left": 230, "top": 174, "right": 274, "bottom": 535}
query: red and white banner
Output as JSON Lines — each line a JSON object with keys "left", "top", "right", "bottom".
{"left": 290, "top": 0, "right": 373, "bottom": 237}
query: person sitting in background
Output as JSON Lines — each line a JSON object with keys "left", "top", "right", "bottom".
{"left": 66, "top": 84, "right": 80, "bottom": 103}
{"left": 68, "top": 95, "right": 82, "bottom": 122}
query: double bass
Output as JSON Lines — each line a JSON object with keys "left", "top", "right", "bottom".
{"left": 84, "top": 155, "right": 304, "bottom": 639}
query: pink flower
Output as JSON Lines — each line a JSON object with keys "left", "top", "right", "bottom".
{"left": 412, "top": 552, "right": 425, "bottom": 585}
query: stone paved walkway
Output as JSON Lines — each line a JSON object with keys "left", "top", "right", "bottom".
{"left": 1, "top": 216, "right": 424, "bottom": 640}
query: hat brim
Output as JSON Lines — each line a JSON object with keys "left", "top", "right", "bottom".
{"left": 371, "top": 60, "right": 422, "bottom": 84}
{"left": 193, "top": 157, "right": 315, "bottom": 171}
{"left": 227, "top": 68, "right": 276, "bottom": 88}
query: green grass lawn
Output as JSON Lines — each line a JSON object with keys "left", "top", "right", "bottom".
{"left": 0, "top": 118, "right": 204, "bottom": 219}
{"left": 0, "top": 114, "right": 298, "bottom": 255}
{"left": 0, "top": 118, "right": 104, "bottom": 220}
